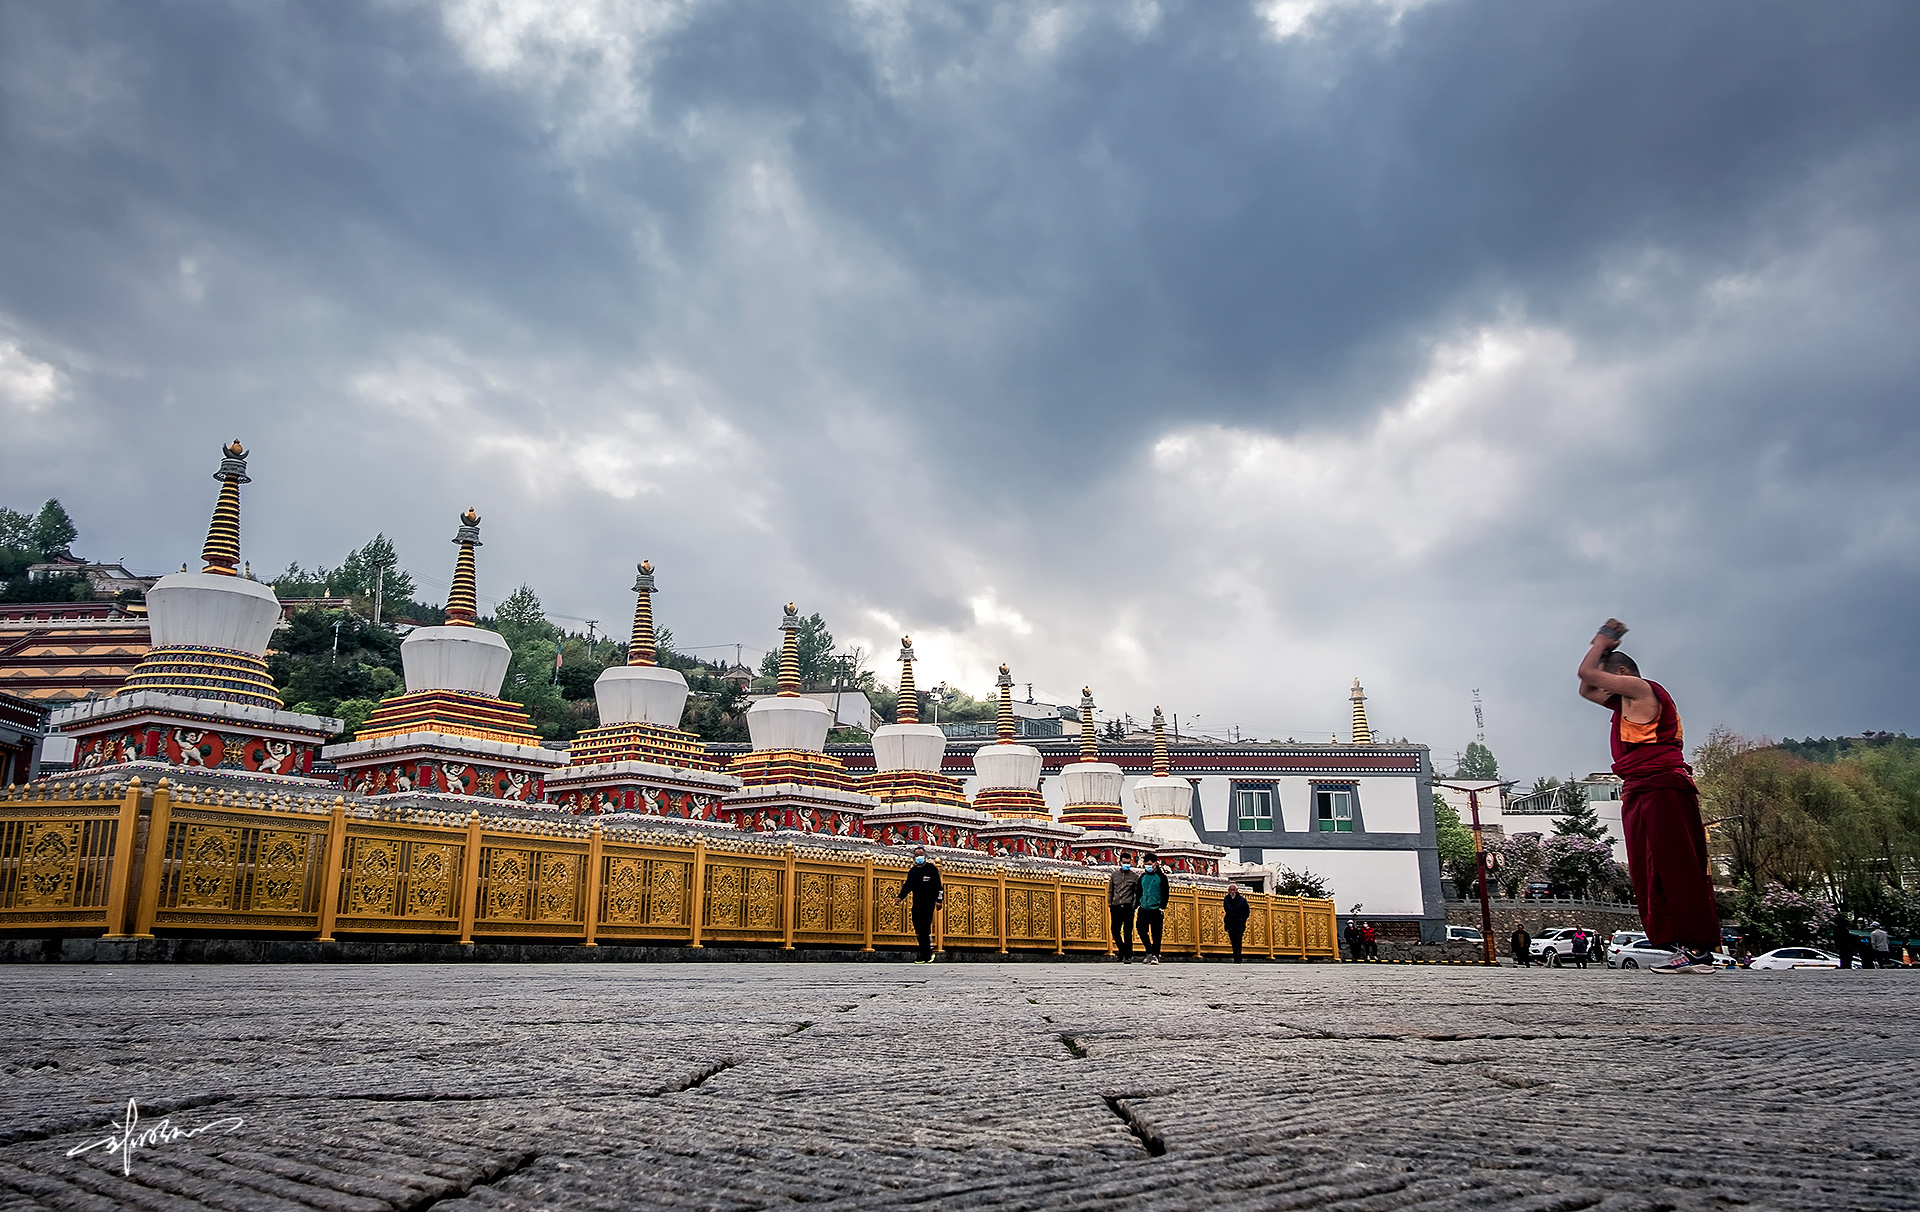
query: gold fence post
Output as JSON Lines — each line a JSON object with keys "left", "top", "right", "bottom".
{"left": 996, "top": 865, "right": 1008, "bottom": 954}
{"left": 456, "top": 811, "right": 483, "bottom": 946}
{"left": 582, "top": 821, "right": 603, "bottom": 947}
{"left": 1265, "top": 894, "right": 1276, "bottom": 960}
{"left": 861, "top": 854, "right": 875, "bottom": 952}
{"left": 101, "top": 777, "right": 144, "bottom": 938}
{"left": 130, "top": 778, "right": 174, "bottom": 939}
{"left": 316, "top": 798, "right": 349, "bottom": 942}
{"left": 1052, "top": 873, "right": 1064, "bottom": 955}
{"left": 689, "top": 838, "right": 707, "bottom": 949}
{"left": 782, "top": 843, "right": 797, "bottom": 950}
{"left": 935, "top": 891, "right": 945, "bottom": 954}
{"left": 1190, "top": 883, "right": 1203, "bottom": 958}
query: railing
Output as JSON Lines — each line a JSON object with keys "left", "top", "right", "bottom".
{"left": 1, "top": 779, "right": 1338, "bottom": 959}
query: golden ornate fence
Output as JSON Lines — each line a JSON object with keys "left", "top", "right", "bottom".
{"left": 1, "top": 780, "right": 1339, "bottom": 958}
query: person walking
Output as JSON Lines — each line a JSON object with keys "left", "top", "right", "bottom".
{"left": 895, "top": 846, "right": 944, "bottom": 964}
{"left": 1870, "top": 922, "right": 1892, "bottom": 969}
{"left": 1511, "top": 925, "right": 1532, "bottom": 967}
{"left": 1578, "top": 619, "right": 1721, "bottom": 973}
{"left": 1136, "top": 859, "right": 1170, "bottom": 965}
{"left": 1832, "top": 909, "right": 1854, "bottom": 970}
{"left": 1344, "top": 919, "right": 1363, "bottom": 962}
{"left": 1223, "top": 885, "right": 1251, "bottom": 962}
{"left": 1571, "top": 928, "right": 1590, "bottom": 970}
{"left": 1362, "top": 922, "right": 1379, "bottom": 961}
{"left": 1109, "top": 859, "right": 1142, "bottom": 963}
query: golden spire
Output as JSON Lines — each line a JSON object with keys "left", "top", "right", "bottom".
{"left": 1151, "top": 706, "right": 1170, "bottom": 777}
{"left": 198, "top": 439, "right": 249, "bottom": 576}
{"left": 1079, "top": 687, "right": 1098, "bottom": 761}
{"left": 896, "top": 636, "right": 918, "bottom": 724}
{"left": 444, "top": 508, "right": 482, "bottom": 627}
{"left": 777, "top": 603, "right": 801, "bottom": 696}
{"left": 627, "top": 560, "right": 657, "bottom": 666}
{"left": 1350, "top": 677, "right": 1372, "bottom": 745}
{"left": 995, "top": 664, "right": 1015, "bottom": 744}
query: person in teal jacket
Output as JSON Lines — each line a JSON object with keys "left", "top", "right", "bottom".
{"left": 1137, "top": 859, "right": 1170, "bottom": 965}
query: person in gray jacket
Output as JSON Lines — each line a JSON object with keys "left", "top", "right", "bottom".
{"left": 1108, "top": 861, "right": 1141, "bottom": 963}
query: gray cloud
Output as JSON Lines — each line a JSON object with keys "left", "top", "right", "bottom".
{"left": 2, "top": 0, "right": 1917, "bottom": 776}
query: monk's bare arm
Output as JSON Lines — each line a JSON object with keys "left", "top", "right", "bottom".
{"left": 1577, "top": 625, "right": 1648, "bottom": 708}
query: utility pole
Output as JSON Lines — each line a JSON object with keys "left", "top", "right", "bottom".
{"left": 331, "top": 618, "right": 342, "bottom": 664}
{"left": 586, "top": 619, "right": 598, "bottom": 644}
{"left": 373, "top": 563, "right": 385, "bottom": 626}
{"left": 1436, "top": 779, "right": 1516, "bottom": 966}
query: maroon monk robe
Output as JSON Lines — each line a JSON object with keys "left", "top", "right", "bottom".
{"left": 1610, "top": 680, "right": 1720, "bottom": 952}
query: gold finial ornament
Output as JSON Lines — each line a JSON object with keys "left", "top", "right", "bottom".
{"left": 995, "top": 663, "right": 1016, "bottom": 743}
{"left": 198, "top": 439, "right": 250, "bottom": 576}
{"left": 1151, "top": 706, "right": 1170, "bottom": 778}
{"left": 896, "top": 636, "right": 918, "bottom": 724}
{"left": 777, "top": 603, "right": 802, "bottom": 696}
{"left": 1079, "top": 687, "right": 1098, "bottom": 761}
{"left": 1350, "top": 677, "right": 1372, "bottom": 745}
{"left": 444, "top": 508, "right": 483, "bottom": 627}
{"left": 627, "top": 560, "right": 657, "bottom": 667}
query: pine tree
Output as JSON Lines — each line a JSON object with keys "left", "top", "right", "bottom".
{"left": 1551, "top": 777, "right": 1611, "bottom": 842}
{"left": 30, "top": 499, "right": 78, "bottom": 557}
{"left": 1455, "top": 741, "right": 1499, "bottom": 779}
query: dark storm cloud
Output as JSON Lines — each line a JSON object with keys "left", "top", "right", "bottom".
{"left": 1, "top": 0, "right": 1917, "bottom": 772}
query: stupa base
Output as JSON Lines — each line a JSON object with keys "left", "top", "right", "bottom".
{"left": 544, "top": 759, "right": 742, "bottom": 820}
{"left": 861, "top": 799, "right": 993, "bottom": 850}
{"left": 324, "top": 730, "right": 566, "bottom": 802}
{"left": 719, "top": 783, "right": 879, "bottom": 840}
{"left": 51, "top": 691, "right": 340, "bottom": 782}
{"left": 976, "top": 816, "right": 1083, "bottom": 860}
{"left": 1065, "top": 828, "right": 1162, "bottom": 868}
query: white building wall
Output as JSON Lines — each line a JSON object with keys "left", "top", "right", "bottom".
{"left": 1276, "top": 777, "right": 1312, "bottom": 832}
{"left": 1194, "top": 776, "right": 1230, "bottom": 832}
{"left": 1261, "top": 848, "right": 1425, "bottom": 916}
{"left": 1360, "top": 776, "right": 1421, "bottom": 833}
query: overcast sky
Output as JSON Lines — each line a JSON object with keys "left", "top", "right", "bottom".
{"left": 3, "top": 0, "right": 1917, "bottom": 779}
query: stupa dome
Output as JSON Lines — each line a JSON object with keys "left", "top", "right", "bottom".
{"left": 1061, "top": 761, "right": 1124, "bottom": 806}
{"left": 870, "top": 637, "right": 944, "bottom": 771}
{"left": 145, "top": 572, "right": 281, "bottom": 655}
{"left": 398, "top": 509, "right": 512, "bottom": 696}
{"left": 1132, "top": 706, "right": 1201, "bottom": 844}
{"left": 746, "top": 601, "right": 832, "bottom": 751}
{"left": 592, "top": 561, "right": 688, "bottom": 725}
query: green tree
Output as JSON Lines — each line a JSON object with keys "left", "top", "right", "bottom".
{"left": 30, "top": 499, "right": 77, "bottom": 557}
{"left": 1434, "top": 795, "right": 1479, "bottom": 896}
{"left": 1552, "top": 778, "right": 1611, "bottom": 842}
{"left": 1271, "top": 867, "right": 1332, "bottom": 899}
{"left": 336, "top": 534, "right": 416, "bottom": 605}
{"left": 492, "top": 584, "right": 557, "bottom": 643}
{"left": 270, "top": 606, "right": 405, "bottom": 719}
{"left": 1455, "top": 742, "right": 1498, "bottom": 779}
{"left": 756, "top": 611, "right": 847, "bottom": 689}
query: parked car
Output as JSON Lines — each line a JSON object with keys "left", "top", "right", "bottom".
{"left": 1747, "top": 947, "right": 1841, "bottom": 970}
{"left": 1522, "top": 882, "right": 1555, "bottom": 900}
{"left": 1611, "top": 940, "right": 1738, "bottom": 970}
{"left": 1606, "top": 931, "right": 1648, "bottom": 967}
{"left": 1530, "top": 926, "right": 1599, "bottom": 966}
{"left": 1446, "top": 926, "right": 1484, "bottom": 943}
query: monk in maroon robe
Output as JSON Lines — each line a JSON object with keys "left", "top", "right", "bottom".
{"left": 1577, "top": 620, "right": 1720, "bottom": 972}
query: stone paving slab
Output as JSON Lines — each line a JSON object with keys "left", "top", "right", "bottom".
{"left": 0, "top": 961, "right": 1912, "bottom": 1210}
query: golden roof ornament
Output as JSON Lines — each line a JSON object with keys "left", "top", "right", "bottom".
{"left": 1151, "top": 706, "right": 1170, "bottom": 777}
{"left": 1350, "top": 677, "right": 1373, "bottom": 745}
{"left": 444, "top": 508, "right": 482, "bottom": 627}
{"left": 995, "top": 663, "right": 1016, "bottom": 744}
{"left": 777, "top": 602, "right": 802, "bottom": 696}
{"left": 896, "top": 636, "right": 918, "bottom": 724}
{"left": 1079, "top": 686, "right": 1098, "bottom": 761}
{"left": 626, "top": 560, "right": 657, "bottom": 667}
{"left": 199, "top": 438, "right": 250, "bottom": 576}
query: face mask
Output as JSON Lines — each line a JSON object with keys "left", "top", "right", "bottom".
{"left": 1121, "top": 863, "right": 1132, "bottom": 871}
{"left": 914, "top": 855, "right": 926, "bottom": 865}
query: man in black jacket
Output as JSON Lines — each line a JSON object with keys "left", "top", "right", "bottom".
{"left": 896, "top": 847, "right": 944, "bottom": 963}
{"left": 1223, "top": 884, "right": 1251, "bottom": 962}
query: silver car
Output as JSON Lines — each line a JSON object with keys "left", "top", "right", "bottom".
{"left": 1612, "top": 940, "right": 1737, "bottom": 970}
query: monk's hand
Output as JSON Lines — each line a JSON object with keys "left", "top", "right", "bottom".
{"left": 1594, "top": 618, "right": 1627, "bottom": 648}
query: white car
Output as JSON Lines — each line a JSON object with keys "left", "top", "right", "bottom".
{"left": 1605, "top": 931, "right": 1648, "bottom": 967}
{"left": 1612, "top": 940, "right": 1737, "bottom": 970}
{"left": 1446, "top": 926, "right": 1483, "bottom": 943}
{"left": 1530, "top": 927, "right": 1602, "bottom": 966}
{"left": 1747, "top": 947, "right": 1841, "bottom": 970}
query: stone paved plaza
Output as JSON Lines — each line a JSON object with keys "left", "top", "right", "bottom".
{"left": 0, "top": 960, "right": 1913, "bottom": 1211}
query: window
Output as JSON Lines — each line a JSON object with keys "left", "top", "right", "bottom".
{"left": 1237, "top": 788, "right": 1274, "bottom": 831}
{"left": 1315, "top": 788, "right": 1353, "bottom": 832}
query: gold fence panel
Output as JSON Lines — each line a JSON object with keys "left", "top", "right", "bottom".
{"left": 792, "top": 856, "right": 865, "bottom": 947}
{"left": 1003, "top": 875, "right": 1055, "bottom": 950}
{"left": 869, "top": 865, "right": 919, "bottom": 947}
{"left": 474, "top": 838, "right": 588, "bottom": 939}
{"left": 153, "top": 797, "right": 332, "bottom": 932}
{"left": 938, "top": 870, "right": 999, "bottom": 948}
{"left": 701, "top": 848, "right": 786, "bottom": 943}
{"left": 592, "top": 837, "right": 695, "bottom": 942}
{"left": 0, "top": 780, "right": 137, "bottom": 932}
{"left": 1059, "top": 879, "right": 1112, "bottom": 952}
{"left": 1194, "top": 888, "right": 1231, "bottom": 955}
{"left": 1303, "top": 897, "right": 1338, "bottom": 958}
{"left": 1272, "top": 896, "right": 1304, "bottom": 956}
{"left": 333, "top": 820, "right": 468, "bottom": 936}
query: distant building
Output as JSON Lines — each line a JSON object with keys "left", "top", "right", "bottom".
{"left": 1504, "top": 774, "right": 1627, "bottom": 862}
{"left": 24, "top": 555, "right": 157, "bottom": 597}
{"left": 0, "top": 601, "right": 151, "bottom": 705}
{"left": 0, "top": 689, "right": 51, "bottom": 784}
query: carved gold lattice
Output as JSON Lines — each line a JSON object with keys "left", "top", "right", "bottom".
{"left": 745, "top": 867, "right": 780, "bottom": 931}
{"left": 1278, "top": 903, "right": 1301, "bottom": 953}
{"left": 603, "top": 857, "right": 646, "bottom": 925}
{"left": 346, "top": 838, "right": 401, "bottom": 916}
{"left": 648, "top": 860, "right": 685, "bottom": 926}
{"left": 706, "top": 864, "right": 744, "bottom": 929}
{"left": 486, "top": 848, "right": 532, "bottom": 920}
{"left": 872, "top": 878, "right": 908, "bottom": 935}
{"left": 1006, "top": 888, "right": 1031, "bottom": 940}
{"left": 252, "top": 831, "right": 310, "bottom": 913}
{"left": 407, "top": 844, "right": 457, "bottom": 918}
{"left": 1248, "top": 912, "right": 1268, "bottom": 949}
{"left": 534, "top": 852, "right": 579, "bottom": 922}
{"left": 1167, "top": 900, "right": 1193, "bottom": 947}
{"left": 175, "top": 825, "right": 239, "bottom": 911}
{"left": 16, "top": 821, "right": 82, "bottom": 909}
{"left": 828, "top": 874, "right": 859, "bottom": 934}
{"left": 1198, "top": 901, "right": 1224, "bottom": 948}
{"left": 1063, "top": 894, "right": 1086, "bottom": 941}
{"left": 797, "top": 871, "right": 829, "bottom": 932}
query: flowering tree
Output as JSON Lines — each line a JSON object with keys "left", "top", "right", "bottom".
{"left": 1738, "top": 882, "right": 1837, "bottom": 948}
{"left": 1544, "top": 835, "right": 1625, "bottom": 901}
{"left": 1496, "top": 832, "right": 1547, "bottom": 898}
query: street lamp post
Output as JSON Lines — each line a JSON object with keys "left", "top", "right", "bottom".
{"left": 1437, "top": 780, "right": 1516, "bottom": 966}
